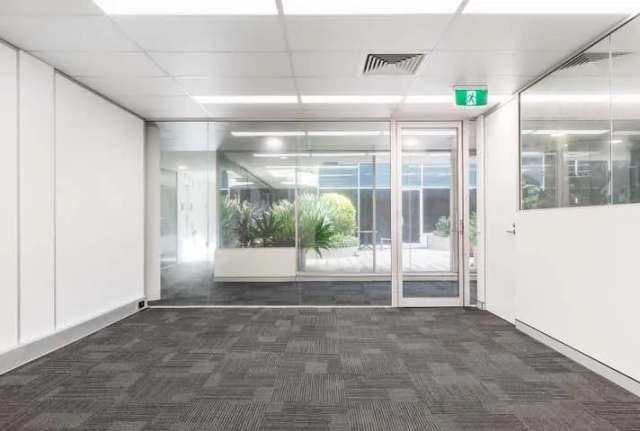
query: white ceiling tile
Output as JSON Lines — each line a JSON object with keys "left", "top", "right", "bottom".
{"left": 0, "top": 16, "right": 136, "bottom": 51}
{"left": 286, "top": 15, "right": 452, "bottom": 51}
{"left": 292, "top": 51, "right": 368, "bottom": 77}
{"left": 0, "top": 0, "right": 102, "bottom": 15}
{"left": 438, "top": 15, "right": 624, "bottom": 51}
{"left": 33, "top": 51, "right": 164, "bottom": 77}
{"left": 297, "top": 77, "right": 413, "bottom": 95}
{"left": 150, "top": 52, "right": 292, "bottom": 77}
{"left": 113, "top": 16, "right": 287, "bottom": 52}
{"left": 611, "top": 18, "right": 640, "bottom": 51}
{"left": 395, "top": 103, "right": 494, "bottom": 120}
{"left": 301, "top": 105, "right": 397, "bottom": 118}
{"left": 203, "top": 105, "right": 304, "bottom": 119}
{"left": 117, "top": 95, "right": 206, "bottom": 118}
{"left": 76, "top": 76, "right": 187, "bottom": 97}
{"left": 177, "top": 77, "right": 297, "bottom": 95}
{"left": 422, "top": 50, "right": 567, "bottom": 80}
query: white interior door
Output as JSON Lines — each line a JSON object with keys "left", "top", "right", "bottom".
{"left": 483, "top": 99, "right": 519, "bottom": 321}
{"left": 394, "top": 122, "right": 464, "bottom": 307}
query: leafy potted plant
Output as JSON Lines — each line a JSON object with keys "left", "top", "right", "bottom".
{"left": 429, "top": 216, "right": 451, "bottom": 251}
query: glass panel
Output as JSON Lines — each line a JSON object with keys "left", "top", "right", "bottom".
{"left": 156, "top": 121, "right": 392, "bottom": 306}
{"left": 468, "top": 135, "right": 479, "bottom": 305}
{"left": 158, "top": 122, "right": 215, "bottom": 300}
{"left": 216, "top": 124, "right": 298, "bottom": 249}
{"left": 611, "top": 19, "right": 640, "bottom": 204}
{"left": 297, "top": 122, "right": 392, "bottom": 274}
{"left": 401, "top": 127, "right": 459, "bottom": 299}
{"left": 520, "top": 38, "right": 612, "bottom": 209}
{"left": 160, "top": 169, "right": 178, "bottom": 269}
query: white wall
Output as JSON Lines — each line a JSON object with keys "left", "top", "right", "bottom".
{"left": 0, "top": 42, "right": 18, "bottom": 351}
{"left": 55, "top": 75, "right": 144, "bottom": 329}
{"left": 482, "top": 100, "right": 640, "bottom": 384}
{"left": 483, "top": 99, "right": 519, "bottom": 323}
{"left": 517, "top": 205, "right": 640, "bottom": 381}
{"left": 18, "top": 52, "right": 55, "bottom": 343}
{"left": 0, "top": 44, "right": 144, "bottom": 359}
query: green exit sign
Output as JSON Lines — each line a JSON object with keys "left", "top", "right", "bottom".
{"left": 455, "top": 87, "right": 488, "bottom": 106}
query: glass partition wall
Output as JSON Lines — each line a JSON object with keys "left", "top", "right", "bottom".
{"left": 155, "top": 120, "right": 474, "bottom": 306}
{"left": 521, "top": 17, "right": 640, "bottom": 210}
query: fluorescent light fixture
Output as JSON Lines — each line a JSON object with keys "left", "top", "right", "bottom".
{"left": 177, "top": 165, "right": 188, "bottom": 171}
{"left": 405, "top": 95, "right": 451, "bottom": 104}
{"left": 611, "top": 139, "right": 623, "bottom": 144}
{"left": 93, "top": 0, "right": 278, "bottom": 15}
{"left": 231, "top": 131, "right": 305, "bottom": 137}
{"left": 229, "top": 181, "right": 254, "bottom": 187}
{"left": 307, "top": 131, "right": 387, "bottom": 137}
{"left": 463, "top": 0, "right": 640, "bottom": 14}
{"left": 526, "top": 94, "right": 640, "bottom": 103}
{"left": 266, "top": 165, "right": 358, "bottom": 170}
{"left": 405, "top": 95, "right": 509, "bottom": 104}
{"left": 402, "top": 130, "right": 457, "bottom": 136}
{"left": 521, "top": 95, "right": 608, "bottom": 103}
{"left": 301, "top": 95, "right": 403, "bottom": 104}
{"left": 522, "top": 129, "right": 609, "bottom": 135}
{"left": 253, "top": 153, "right": 298, "bottom": 158}
{"left": 310, "top": 153, "right": 367, "bottom": 157}
{"left": 614, "top": 131, "right": 640, "bottom": 136}
{"left": 282, "top": 0, "right": 463, "bottom": 14}
{"left": 403, "top": 138, "right": 419, "bottom": 147}
{"left": 194, "top": 96, "right": 298, "bottom": 104}
{"left": 613, "top": 95, "right": 640, "bottom": 103}
{"left": 265, "top": 137, "right": 283, "bottom": 150}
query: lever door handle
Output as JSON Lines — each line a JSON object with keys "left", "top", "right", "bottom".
{"left": 505, "top": 223, "right": 516, "bottom": 235}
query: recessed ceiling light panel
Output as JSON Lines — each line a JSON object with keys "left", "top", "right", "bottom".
{"left": 283, "top": 0, "right": 464, "bottom": 14}
{"left": 463, "top": 0, "right": 640, "bottom": 14}
{"left": 194, "top": 96, "right": 299, "bottom": 104}
{"left": 231, "top": 131, "right": 305, "bottom": 137}
{"left": 301, "top": 95, "right": 403, "bottom": 104}
{"left": 93, "top": 0, "right": 278, "bottom": 15}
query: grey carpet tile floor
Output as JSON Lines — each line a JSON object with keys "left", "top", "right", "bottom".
{"left": 155, "top": 261, "right": 478, "bottom": 306}
{"left": 0, "top": 308, "right": 638, "bottom": 430}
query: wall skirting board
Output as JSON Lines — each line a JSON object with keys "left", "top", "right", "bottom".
{"left": 0, "top": 299, "right": 144, "bottom": 375}
{"left": 516, "top": 319, "right": 640, "bottom": 397}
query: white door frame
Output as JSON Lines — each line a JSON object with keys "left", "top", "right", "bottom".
{"left": 392, "top": 121, "right": 465, "bottom": 307}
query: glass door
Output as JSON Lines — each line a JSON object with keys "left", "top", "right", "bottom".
{"left": 394, "top": 122, "right": 463, "bottom": 306}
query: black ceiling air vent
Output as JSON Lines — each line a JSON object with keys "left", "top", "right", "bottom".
{"left": 558, "top": 52, "right": 629, "bottom": 70}
{"left": 363, "top": 53, "right": 425, "bottom": 75}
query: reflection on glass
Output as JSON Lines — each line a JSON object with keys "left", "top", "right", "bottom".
{"left": 468, "top": 138, "right": 478, "bottom": 304}
{"left": 401, "top": 129, "right": 457, "bottom": 274}
{"left": 611, "top": 19, "right": 640, "bottom": 204}
{"left": 218, "top": 132, "right": 298, "bottom": 249}
{"left": 215, "top": 122, "right": 391, "bottom": 275}
{"left": 521, "top": 38, "right": 612, "bottom": 209}
{"left": 160, "top": 169, "right": 178, "bottom": 268}
{"left": 159, "top": 122, "right": 216, "bottom": 297}
{"left": 298, "top": 127, "right": 391, "bottom": 273}
{"left": 401, "top": 127, "right": 459, "bottom": 299}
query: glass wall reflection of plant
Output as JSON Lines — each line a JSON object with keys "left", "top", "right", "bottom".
{"left": 220, "top": 193, "right": 358, "bottom": 270}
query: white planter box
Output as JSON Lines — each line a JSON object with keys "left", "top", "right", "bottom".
{"left": 214, "top": 247, "right": 297, "bottom": 278}
{"left": 306, "top": 246, "right": 358, "bottom": 260}
{"left": 427, "top": 234, "right": 451, "bottom": 251}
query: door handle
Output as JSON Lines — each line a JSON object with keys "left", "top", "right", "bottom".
{"left": 505, "top": 223, "right": 516, "bottom": 235}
